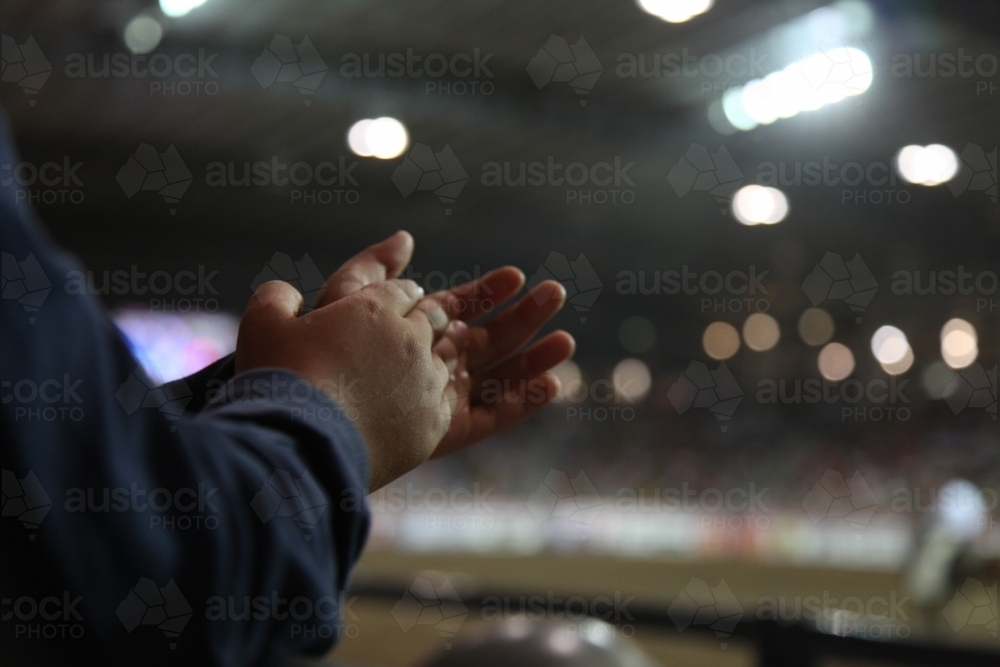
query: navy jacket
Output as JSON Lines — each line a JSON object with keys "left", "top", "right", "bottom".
{"left": 1, "top": 113, "right": 370, "bottom": 666}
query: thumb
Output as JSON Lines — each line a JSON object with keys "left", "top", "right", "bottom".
{"left": 244, "top": 280, "right": 305, "bottom": 324}
{"left": 316, "top": 231, "right": 414, "bottom": 308}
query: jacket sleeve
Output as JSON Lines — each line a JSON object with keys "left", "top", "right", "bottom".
{"left": 0, "top": 118, "right": 370, "bottom": 667}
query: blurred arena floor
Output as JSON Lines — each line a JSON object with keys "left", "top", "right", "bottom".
{"left": 330, "top": 548, "right": 998, "bottom": 666}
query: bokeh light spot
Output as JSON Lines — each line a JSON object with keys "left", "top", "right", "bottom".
{"left": 703, "top": 321, "right": 740, "bottom": 360}
{"left": 818, "top": 342, "right": 855, "bottom": 381}
{"left": 798, "top": 308, "right": 835, "bottom": 346}
{"left": 742, "top": 313, "right": 780, "bottom": 352}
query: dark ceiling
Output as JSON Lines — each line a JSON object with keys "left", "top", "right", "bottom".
{"left": 1, "top": 0, "right": 997, "bottom": 380}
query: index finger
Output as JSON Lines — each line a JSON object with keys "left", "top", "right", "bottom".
{"left": 358, "top": 279, "right": 425, "bottom": 316}
{"left": 315, "top": 231, "right": 414, "bottom": 308}
{"left": 408, "top": 297, "right": 451, "bottom": 340}
{"left": 430, "top": 266, "right": 525, "bottom": 322}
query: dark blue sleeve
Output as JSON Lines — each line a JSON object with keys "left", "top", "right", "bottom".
{"left": 0, "top": 114, "right": 370, "bottom": 667}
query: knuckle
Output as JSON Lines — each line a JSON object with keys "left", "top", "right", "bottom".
{"left": 352, "top": 292, "right": 383, "bottom": 318}
{"left": 399, "top": 328, "right": 423, "bottom": 359}
{"left": 396, "top": 279, "right": 419, "bottom": 295}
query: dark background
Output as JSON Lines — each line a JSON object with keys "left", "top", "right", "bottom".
{"left": 1, "top": 0, "right": 997, "bottom": 497}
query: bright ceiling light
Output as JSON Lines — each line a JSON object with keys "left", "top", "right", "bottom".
{"left": 896, "top": 144, "right": 959, "bottom": 186}
{"left": 124, "top": 15, "right": 163, "bottom": 54}
{"left": 721, "top": 87, "right": 757, "bottom": 131}
{"left": 940, "top": 318, "right": 978, "bottom": 369}
{"left": 731, "top": 185, "right": 788, "bottom": 225}
{"left": 880, "top": 343, "right": 913, "bottom": 375}
{"left": 159, "top": 0, "right": 209, "bottom": 18}
{"left": 707, "top": 99, "right": 738, "bottom": 135}
{"left": 347, "top": 119, "right": 375, "bottom": 157}
{"left": 366, "top": 117, "right": 409, "bottom": 159}
{"left": 871, "top": 325, "right": 909, "bottom": 364}
{"left": 723, "top": 46, "right": 873, "bottom": 131}
{"left": 347, "top": 117, "right": 409, "bottom": 159}
{"left": 637, "top": 0, "right": 714, "bottom": 23}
